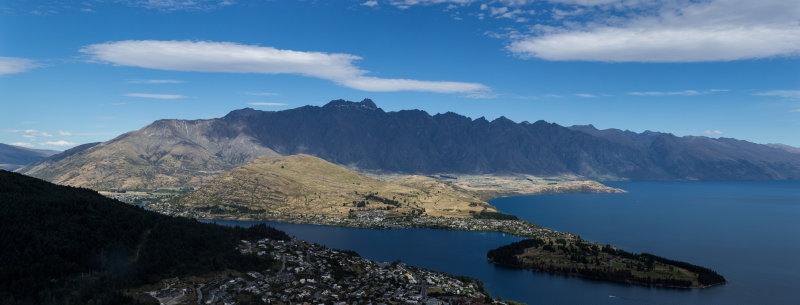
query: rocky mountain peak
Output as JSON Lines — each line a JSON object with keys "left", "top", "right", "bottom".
{"left": 323, "top": 99, "right": 379, "bottom": 110}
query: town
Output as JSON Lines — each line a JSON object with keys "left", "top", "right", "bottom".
{"left": 144, "top": 236, "right": 506, "bottom": 305}
{"left": 144, "top": 198, "right": 574, "bottom": 240}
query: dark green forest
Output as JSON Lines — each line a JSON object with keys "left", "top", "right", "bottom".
{"left": 0, "top": 170, "right": 289, "bottom": 305}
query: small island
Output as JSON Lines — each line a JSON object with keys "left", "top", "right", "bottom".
{"left": 487, "top": 237, "right": 726, "bottom": 288}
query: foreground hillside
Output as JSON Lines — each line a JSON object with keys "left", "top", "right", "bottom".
{"left": 19, "top": 99, "right": 800, "bottom": 190}
{"left": 0, "top": 143, "right": 56, "bottom": 170}
{"left": 0, "top": 170, "right": 287, "bottom": 305}
{"left": 170, "top": 154, "right": 497, "bottom": 219}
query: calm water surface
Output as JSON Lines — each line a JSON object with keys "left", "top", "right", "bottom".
{"left": 209, "top": 181, "right": 800, "bottom": 305}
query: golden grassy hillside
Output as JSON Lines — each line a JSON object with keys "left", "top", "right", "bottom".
{"left": 173, "top": 154, "right": 497, "bottom": 218}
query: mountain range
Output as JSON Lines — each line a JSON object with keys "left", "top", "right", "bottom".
{"left": 17, "top": 99, "right": 800, "bottom": 190}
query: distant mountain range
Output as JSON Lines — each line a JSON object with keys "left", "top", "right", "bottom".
{"left": 0, "top": 143, "right": 57, "bottom": 171}
{"left": 17, "top": 99, "right": 800, "bottom": 190}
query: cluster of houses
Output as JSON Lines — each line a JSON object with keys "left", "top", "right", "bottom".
{"left": 212, "top": 212, "right": 573, "bottom": 240}
{"left": 146, "top": 237, "right": 501, "bottom": 305}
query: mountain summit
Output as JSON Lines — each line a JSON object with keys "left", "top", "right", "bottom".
{"left": 19, "top": 99, "right": 800, "bottom": 190}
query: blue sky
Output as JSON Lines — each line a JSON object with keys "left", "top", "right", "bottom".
{"left": 1, "top": 0, "right": 799, "bottom": 150}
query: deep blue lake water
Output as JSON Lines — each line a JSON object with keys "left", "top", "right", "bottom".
{"left": 208, "top": 181, "right": 800, "bottom": 305}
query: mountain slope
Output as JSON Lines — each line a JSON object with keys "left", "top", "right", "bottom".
{"left": 172, "top": 154, "right": 495, "bottom": 219}
{"left": 0, "top": 143, "right": 56, "bottom": 170}
{"left": 19, "top": 119, "right": 278, "bottom": 190}
{"left": 20, "top": 99, "right": 800, "bottom": 190}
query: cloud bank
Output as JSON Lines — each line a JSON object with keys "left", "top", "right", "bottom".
{"left": 378, "top": 0, "right": 800, "bottom": 62}
{"left": 508, "top": 0, "right": 800, "bottom": 62}
{"left": 82, "top": 40, "right": 488, "bottom": 93}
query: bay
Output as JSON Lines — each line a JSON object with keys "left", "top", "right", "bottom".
{"left": 208, "top": 181, "right": 800, "bottom": 305}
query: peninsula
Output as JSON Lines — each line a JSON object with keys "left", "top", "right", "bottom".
{"left": 152, "top": 154, "right": 724, "bottom": 289}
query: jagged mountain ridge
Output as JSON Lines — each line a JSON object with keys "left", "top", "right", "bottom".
{"left": 20, "top": 99, "right": 800, "bottom": 190}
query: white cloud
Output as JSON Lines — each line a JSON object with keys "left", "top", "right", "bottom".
{"left": 127, "top": 79, "right": 185, "bottom": 84}
{"left": 791, "top": 109, "right": 800, "bottom": 113}
{"left": 125, "top": 0, "right": 236, "bottom": 11}
{"left": 362, "top": 0, "right": 379, "bottom": 7}
{"left": 248, "top": 102, "right": 288, "bottom": 106}
{"left": 509, "top": 0, "right": 800, "bottom": 62}
{"left": 0, "top": 57, "right": 37, "bottom": 75}
{"left": 243, "top": 91, "right": 280, "bottom": 96}
{"left": 10, "top": 142, "right": 34, "bottom": 147}
{"left": 83, "top": 40, "right": 488, "bottom": 93}
{"left": 628, "top": 89, "right": 728, "bottom": 96}
{"left": 753, "top": 90, "right": 800, "bottom": 99}
{"left": 703, "top": 130, "right": 724, "bottom": 135}
{"left": 574, "top": 93, "right": 597, "bottom": 98}
{"left": 124, "top": 93, "right": 187, "bottom": 99}
{"left": 41, "top": 140, "right": 76, "bottom": 146}
{"left": 58, "top": 131, "right": 73, "bottom": 136}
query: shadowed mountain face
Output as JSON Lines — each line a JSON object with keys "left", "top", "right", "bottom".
{"left": 0, "top": 143, "right": 57, "bottom": 170}
{"left": 20, "top": 99, "right": 800, "bottom": 190}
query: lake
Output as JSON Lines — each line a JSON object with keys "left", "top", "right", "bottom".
{"left": 207, "top": 181, "right": 800, "bottom": 305}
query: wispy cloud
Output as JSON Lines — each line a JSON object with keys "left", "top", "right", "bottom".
{"left": 464, "top": 92, "right": 499, "bottom": 99}
{"left": 790, "top": 109, "right": 800, "bottom": 113}
{"left": 704, "top": 130, "right": 724, "bottom": 135}
{"left": 243, "top": 91, "right": 280, "bottom": 96}
{"left": 248, "top": 102, "right": 288, "bottom": 106}
{"left": 127, "top": 79, "right": 185, "bottom": 84}
{"left": 58, "top": 131, "right": 73, "bottom": 136}
{"left": 1, "top": 129, "right": 54, "bottom": 140}
{"left": 574, "top": 93, "right": 598, "bottom": 98}
{"left": 753, "top": 90, "right": 800, "bottom": 99}
{"left": 628, "top": 89, "right": 728, "bottom": 96}
{"left": 362, "top": 0, "right": 378, "bottom": 7}
{"left": 0, "top": 57, "right": 38, "bottom": 75}
{"left": 41, "top": 140, "right": 76, "bottom": 146}
{"left": 10, "top": 142, "right": 34, "bottom": 147}
{"left": 124, "top": 93, "right": 187, "bottom": 99}
{"left": 123, "top": 0, "right": 236, "bottom": 11}
{"left": 82, "top": 40, "right": 489, "bottom": 94}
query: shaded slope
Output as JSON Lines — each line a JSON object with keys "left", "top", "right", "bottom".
{"left": 0, "top": 170, "right": 288, "bottom": 305}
